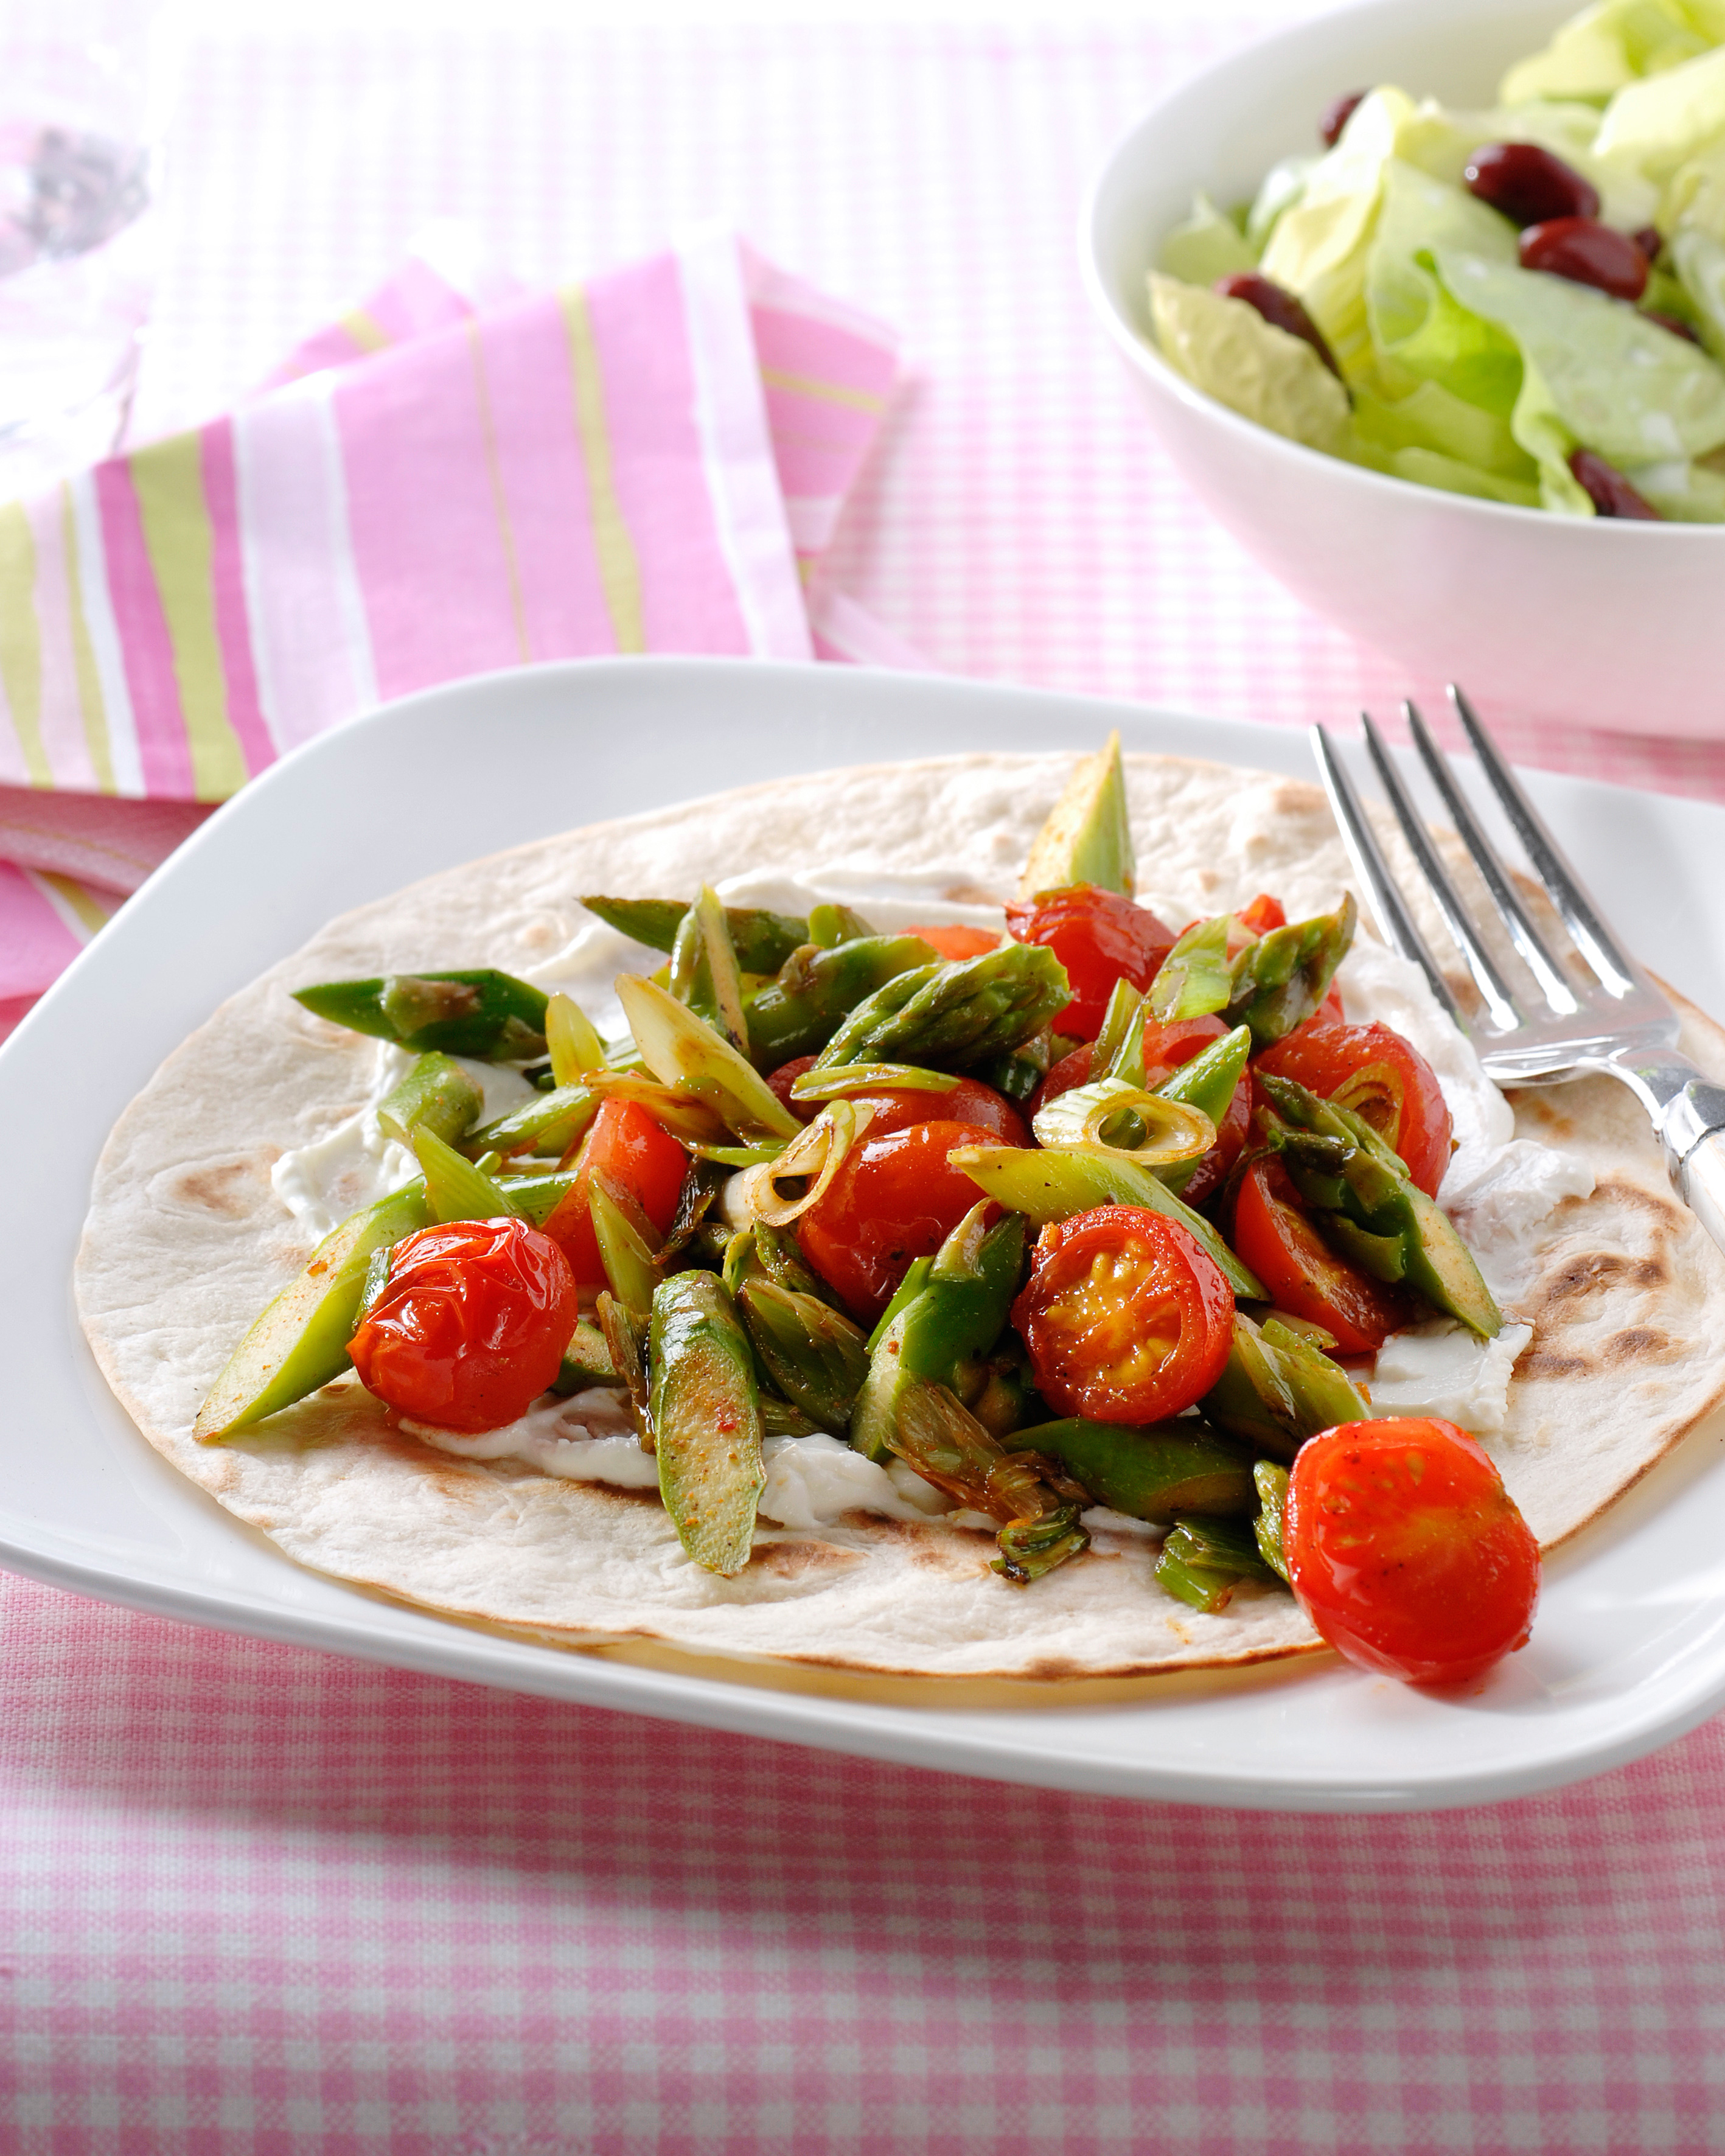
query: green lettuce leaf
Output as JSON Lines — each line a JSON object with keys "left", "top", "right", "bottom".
{"left": 1373, "top": 444, "right": 1542, "bottom": 507}
{"left": 1502, "top": 0, "right": 1723, "bottom": 106}
{"left": 1260, "top": 87, "right": 1415, "bottom": 379}
{"left": 1620, "top": 452, "right": 1725, "bottom": 514}
{"left": 1432, "top": 246, "right": 1725, "bottom": 478}
{"left": 1148, "top": 273, "right": 1351, "bottom": 454}
{"left": 1595, "top": 41, "right": 1725, "bottom": 178}
{"left": 1352, "top": 378, "right": 1536, "bottom": 480}
{"left": 1160, "top": 192, "right": 1258, "bottom": 285}
{"left": 1365, "top": 161, "right": 1524, "bottom": 414}
{"left": 1244, "top": 156, "right": 1317, "bottom": 253}
{"left": 1672, "top": 225, "right": 1725, "bottom": 355}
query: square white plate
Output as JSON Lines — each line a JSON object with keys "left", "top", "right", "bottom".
{"left": 13, "top": 657, "right": 1725, "bottom": 1812}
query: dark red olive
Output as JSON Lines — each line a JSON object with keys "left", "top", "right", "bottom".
{"left": 1632, "top": 225, "right": 1664, "bottom": 265}
{"left": 1214, "top": 271, "right": 1342, "bottom": 378}
{"left": 1642, "top": 309, "right": 1701, "bottom": 345}
{"left": 1464, "top": 141, "right": 1600, "bottom": 227}
{"left": 1519, "top": 217, "right": 1648, "bottom": 302}
{"left": 1569, "top": 450, "right": 1661, "bottom": 520}
{"left": 1319, "top": 91, "right": 1366, "bottom": 148}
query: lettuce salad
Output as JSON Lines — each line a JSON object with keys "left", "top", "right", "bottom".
{"left": 1149, "top": 0, "right": 1725, "bottom": 519}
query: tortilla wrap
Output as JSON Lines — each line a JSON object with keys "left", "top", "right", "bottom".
{"left": 74, "top": 751, "right": 1725, "bottom": 1689}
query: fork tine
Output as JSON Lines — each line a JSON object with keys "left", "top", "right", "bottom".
{"left": 1357, "top": 713, "right": 1524, "bottom": 1034}
{"left": 1309, "top": 722, "right": 1465, "bottom": 1027}
{"left": 1448, "top": 685, "right": 1641, "bottom": 999}
{"left": 1402, "top": 700, "right": 1581, "bottom": 1018}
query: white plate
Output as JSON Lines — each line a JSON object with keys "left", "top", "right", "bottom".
{"left": 13, "top": 657, "right": 1725, "bottom": 1813}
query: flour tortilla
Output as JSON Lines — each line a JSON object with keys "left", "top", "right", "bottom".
{"left": 74, "top": 751, "right": 1725, "bottom": 1690}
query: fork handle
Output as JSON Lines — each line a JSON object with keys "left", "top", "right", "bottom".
{"left": 1608, "top": 1049, "right": 1725, "bottom": 1258}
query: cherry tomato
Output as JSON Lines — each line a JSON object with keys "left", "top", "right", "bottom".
{"left": 1519, "top": 216, "right": 1648, "bottom": 301}
{"left": 851, "top": 1077, "right": 1029, "bottom": 1146}
{"left": 1255, "top": 1017, "right": 1452, "bottom": 1198}
{"left": 1230, "top": 1160, "right": 1408, "bottom": 1353}
{"left": 767, "top": 1054, "right": 821, "bottom": 1123}
{"left": 1178, "top": 1076, "right": 1253, "bottom": 1208}
{"left": 350, "top": 1217, "right": 578, "bottom": 1433}
{"left": 1319, "top": 89, "right": 1365, "bottom": 147}
{"left": 542, "top": 1098, "right": 688, "bottom": 1286}
{"left": 1011, "top": 1205, "right": 1234, "bottom": 1424}
{"left": 905, "top": 923, "right": 1005, "bottom": 961}
{"left": 1028, "top": 1017, "right": 1245, "bottom": 1203}
{"left": 1569, "top": 448, "right": 1661, "bottom": 520}
{"left": 1213, "top": 272, "right": 1342, "bottom": 378}
{"left": 797, "top": 1118, "right": 1008, "bottom": 1323}
{"left": 1235, "top": 892, "right": 1286, "bottom": 936}
{"left": 1005, "top": 884, "right": 1178, "bottom": 1042}
{"left": 1284, "top": 1418, "right": 1541, "bottom": 1686}
{"left": 1462, "top": 141, "right": 1599, "bottom": 227}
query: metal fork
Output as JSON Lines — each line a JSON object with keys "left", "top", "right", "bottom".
{"left": 1310, "top": 686, "right": 1725, "bottom": 1258}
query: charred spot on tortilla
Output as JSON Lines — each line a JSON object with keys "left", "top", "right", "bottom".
{"left": 1606, "top": 1327, "right": 1677, "bottom": 1364}
{"left": 151, "top": 1154, "right": 279, "bottom": 1220}
{"left": 748, "top": 1539, "right": 865, "bottom": 1579}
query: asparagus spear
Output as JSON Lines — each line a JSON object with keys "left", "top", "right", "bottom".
{"left": 812, "top": 943, "right": 1070, "bottom": 1072}
{"left": 1156, "top": 1514, "right": 1283, "bottom": 1614}
{"left": 1017, "top": 729, "right": 1135, "bottom": 900}
{"left": 745, "top": 935, "right": 940, "bottom": 1066}
{"left": 1145, "top": 896, "right": 1357, "bottom": 1048}
{"left": 375, "top": 1054, "right": 484, "bottom": 1148}
{"left": 464, "top": 1084, "right": 597, "bottom": 1162}
{"left": 553, "top": 1318, "right": 618, "bottom": 1393}
{"left": 851, "top": 1205, "right": 1025, "bottom": 1462}
{"left": 736, "top": 1278, "right": 870, "bottom": 1431}
{"left": 669, "top": 884, "right": 751, "bottom": 1059}
{"left": 580, "top": 895, "right": 810, "bottom": 974}
{"left": 1004, "top": 1417, "right": 1256, "bottom": 1521}
{"left": 649, "top": 1272, "right": 766, "bottom": 1574}
{"left": 1253, "top": 1460, "right": 1291, "bottom": 1582}
{"left": 1258, "top": 1073, "right": 1501, "bottom": 1336}
{"left": 1201, "top": 1310, "right": 1370, "bottom": 1460}
{"left": 293, "top": 969, "right": 549, "bottom": 1061}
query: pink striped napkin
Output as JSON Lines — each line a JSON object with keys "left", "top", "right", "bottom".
{"left": 0, "top": 228, "right": 910, "bottom": 1039}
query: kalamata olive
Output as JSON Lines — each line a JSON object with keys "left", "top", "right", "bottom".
{"left": 1569, "top": 450, "right": 1661, "bottom": 520}
{"left": 1519, "top": 217, "right": 1648, "bottom": 302}
{"left": 1463, "top": 141, "right": 1600, "bottom": 227}
{"left": 1213, "top": 271, "right": 1343, "bottom": 378}
{"left": 1642, "top": 309, "right": 1702, "bottom": 346}
{"left": 1319, "top": 91, "right": 1366, "bottom": 148}
{"left": 1633, "top": 225, "right": 1664, "bottom": 265}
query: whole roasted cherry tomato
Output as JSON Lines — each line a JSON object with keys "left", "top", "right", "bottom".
{"left": 1463, "top": 141, "right": 1599, "bottom": 227}
{"left": 1569, "top": 448, "right": 1661, "bottom": 520}
{"left": 1005, "top": 884, "right": 1178, "bottom": 1042}
{"left": 542, "top": 1097, "right": 688, "bottom": 1286}
{"left": 905, "top": 923, "right": 1005, "bottom": 961}
{"left": 1214, "top": 272, "right": 1343, "bottom": 378}
{"left": 1231, "top": 1159, "right": 1408, "bottom": 1353}
{"left": 350, "top": 1217, "right": 578, "bottom": 1433}
{"left": 798, "top": 1118, "right": 1011, "bottom": 1322}
{"left": 1284, "top": 1418, "right": 1541, "bottom": 1686}
{"left": 1519, "top": 215, "right": 1648, "bottom": 301}
{"left": 1255, "top": 1017, "right": 1452, "bottom": 1198}
{"left": 1011, "top": 1204, "right": 1234, "bottom": 1423}
{"left": 852, "top": 1078, "right": 1029, "bottom": 1146}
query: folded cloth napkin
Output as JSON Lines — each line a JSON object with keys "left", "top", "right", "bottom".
{"left": 0, "top": 226, "right": 914, "bottom": 1039}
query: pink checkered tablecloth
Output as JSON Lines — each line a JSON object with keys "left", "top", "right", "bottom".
{"left": 11, "top": 7, "right": 1725, "bottom": 2148}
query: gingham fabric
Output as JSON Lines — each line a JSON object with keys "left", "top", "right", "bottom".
{"left": 11, "top": 7, "right": 1725, "bottom": 2149}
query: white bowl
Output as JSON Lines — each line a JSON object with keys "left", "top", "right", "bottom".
{"left": 1081, "top": 0, "right": 1725, "bottom": 739}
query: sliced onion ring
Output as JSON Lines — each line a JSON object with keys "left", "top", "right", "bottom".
{"left": 1031, "top": 1076, "right": 1214, "bottom": 1166}
{"left": 737, "top": 1100, "right": 879, "bottom": 1226}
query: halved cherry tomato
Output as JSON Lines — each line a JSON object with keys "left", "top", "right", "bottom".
{"left": 1179, "top": 1078, "right": 1253, "bottom": 1208}
{"left": 1005, "top": 884, "right": 1178, "bottom": 1041}
{"left": 1010, "top": 1204, "right": 1234, "bottom": 1423}
{"left": 1255, "top": 1017, "right": 1452, "bottom": 1197}
{"left": 905, "top": 923, "right": 1005, "bottom": 961}
{"left": 851, "top": 1077, "right": 1029, "bottom": 1146}
{"left": 1230, "top": 1159, "right": 1408, "bottom": 1353}
{"left": 1235, "top": 892, "right": 1286, "bottom": 936}
{"left": 350, "top": 1217, "right": 578, "bottom": 1433}
{"left": 797, "top": 1118, "right": 1012, "bottom": 1323}
{"left": 1284, "top": 1418, "right": 1540, "bottom": 1686}
{"left": 542, "top": 1097, "right": 688, "bottom": 1286}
